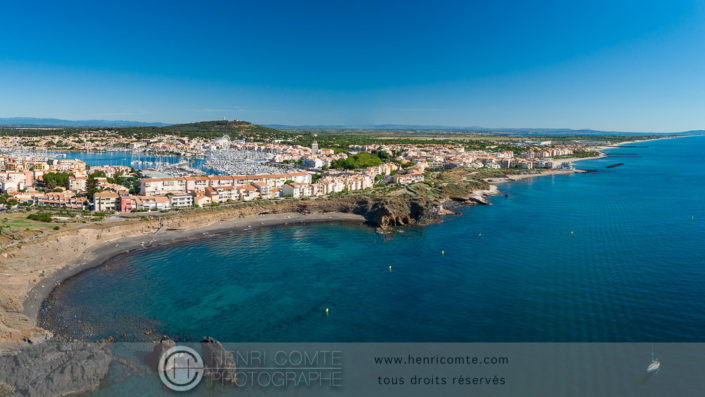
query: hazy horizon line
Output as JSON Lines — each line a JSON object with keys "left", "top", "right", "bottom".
{"left": 0, "top": 116, "right": 702, "bottom": 134}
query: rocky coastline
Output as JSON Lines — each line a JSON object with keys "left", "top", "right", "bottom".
{"left": 1, "top": 194, "right": 476, "bottom": 349}
{"left": 0, "top": 165, "right": 573, "bottom": 395}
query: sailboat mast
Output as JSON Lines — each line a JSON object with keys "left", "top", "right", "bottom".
{"left": 651, "top": 344, "right": 654, "bottom": 360}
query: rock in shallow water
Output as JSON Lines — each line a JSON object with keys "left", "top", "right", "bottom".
{"left": 144, "top": 337, "right": 176, "bottom": 371}
{"left": 201, "top": 336, "right": 237, "bottom": 385}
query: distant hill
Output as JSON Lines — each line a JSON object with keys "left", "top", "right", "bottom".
{"left": 0, "top": 119, "right": 290, "bottom": 140}
{"left": 117, "top": 120, "right": 291, "bottom": 140}
{"left": 0, "top": 119, "right": 293, "bottom": 141}
{"left": 0, "top": 117, "right": 167, "bottom": 128}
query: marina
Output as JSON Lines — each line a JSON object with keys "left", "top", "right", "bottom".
{"left": 202, "top": 147, "right": 293, "bottom": 175}
{"left": 0, "top": 146, "right": 296, "bottom": 177}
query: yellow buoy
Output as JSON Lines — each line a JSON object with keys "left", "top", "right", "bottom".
{"left": 389, "top": 265, "right": 392, "bottom": 272}
{"left": 571, "top": 231, "right": 574, "bottom": 235}
{"left": 441, "top": 250, "right": 445, "bottom": 255}
{"left": 325, "top": 308, "right": 329, "bottom": 316}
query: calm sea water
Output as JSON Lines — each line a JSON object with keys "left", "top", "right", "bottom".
{"left": 42, "top": 136, "right": 705, "bottom": 342}
{"left": 46, "top": 151, "right": 210, "bottom": 171}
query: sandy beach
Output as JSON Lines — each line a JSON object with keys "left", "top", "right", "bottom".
{"left": 23, "top": 211, "right": 365, "bottom": 320}
{"left": 0, "top": 209, "right": 365, "bottom": 351}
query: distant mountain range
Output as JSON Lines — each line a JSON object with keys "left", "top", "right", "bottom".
{"left": 264, "top": 124, "right": 704, "bottom": 136}
{"left": 0, "top": 117, "right": 168, "bottom": 128}
{"left": 1, "top": 117, "right": 701, "bottom": 136}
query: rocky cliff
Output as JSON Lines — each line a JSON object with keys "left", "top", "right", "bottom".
{"left": 155, "top": 195, "right": 443, "bottom": 230}
{"left": 363, "top": 197, "right": 440, "bottom": 227}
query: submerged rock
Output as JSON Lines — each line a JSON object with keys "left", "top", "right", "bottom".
{"left": 0, "top": 341, "right": 111, "bottom": 396}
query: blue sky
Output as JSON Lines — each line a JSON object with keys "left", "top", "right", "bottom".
{"left": 1, "top": 0, "right": 704, "bottom": 131}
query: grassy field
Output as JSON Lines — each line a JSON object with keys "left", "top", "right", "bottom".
{"left": 0, "top": 210, "right": 76, "bottom": 247}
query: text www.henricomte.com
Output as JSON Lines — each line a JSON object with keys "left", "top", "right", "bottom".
{"left": 373, "top": 354, "right": 510, "bottom": 366}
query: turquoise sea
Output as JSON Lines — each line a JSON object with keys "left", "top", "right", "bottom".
{"left": 41, "top": 136, "right": 705, "bottom": 342}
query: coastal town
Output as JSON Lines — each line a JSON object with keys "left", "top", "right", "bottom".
{"left": 0, "top": 125, "right": 626, "bottom": 360}
{"left": 0, "top": 128, "right": 597, "bottom": 215}
{"left": 2, "top": 2, "right": 702, "bottom": 395}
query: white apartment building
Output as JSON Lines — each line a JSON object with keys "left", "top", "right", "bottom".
{"left": 169, "top": 194, "right": 194, "bottom": 208}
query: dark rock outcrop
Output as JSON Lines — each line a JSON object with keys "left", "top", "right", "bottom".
{"left": 200, "top": 337, "right": 236, "bottom": 385}
{"left": 365, "top": 198, "right": 439, "bottom": 228}
{"left": 0, "top": 341, "right": 111, "bottom": 396}
{"left": 257, "top": 195, "right": 441, "bottom": 228}
{"left": 144, "top": 337, "right": 176, "bottom": 371}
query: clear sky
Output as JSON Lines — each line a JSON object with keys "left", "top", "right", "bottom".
{"left": 1, "top": 0, "right": 704, "bottom": 131}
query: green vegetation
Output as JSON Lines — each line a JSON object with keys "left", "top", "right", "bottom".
{"left": 117, "top": 120, "right": 287, "bottom": 141}
{"left": 107, "top": 171, "right": 139, "bottom": 194}
{"left": 330, "top": 152, "right": 382, "bottom": 170}
{"left": 42, "top": 172, "right": 73, "bottom": 189}
{"left": 0, "top": 209, "right": 114, "bottom": 246}
{"left": 27, "top": 212, "right": 53, "bottom": 222}
{"left": 371, "top": 150, "right": 392, "bottom": 160}
{"left": 126, "top": 170, "right": 140, "bottom": 192}
{"left": 86, "top": 171, "right": 106, "bottom": 199}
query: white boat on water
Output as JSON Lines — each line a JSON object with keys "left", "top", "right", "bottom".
{"left": 647, "top": 345, "right": 660, "bottom": 374}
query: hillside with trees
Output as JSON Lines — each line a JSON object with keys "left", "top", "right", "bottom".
{"left": 330, "top": 152, "right": 382, "bottom": 170}
{"left": 117, "top": 120, "right": 292, "bottom": 141}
